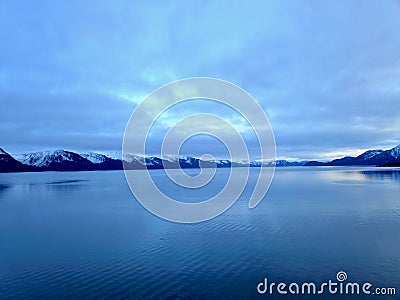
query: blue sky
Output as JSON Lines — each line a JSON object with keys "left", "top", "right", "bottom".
{"left": 1, "top": 0, "right": 400, "bottom": 160}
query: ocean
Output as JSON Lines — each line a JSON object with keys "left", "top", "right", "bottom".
{"left": 0, "top": 167, "right": 399, "bottom": 299}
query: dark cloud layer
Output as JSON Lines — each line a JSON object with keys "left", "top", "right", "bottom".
{"left": 1, "top": 0, "right": 399, "bottom": 159}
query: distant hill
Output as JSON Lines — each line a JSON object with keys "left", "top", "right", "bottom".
{"left": 0, "top": 148, "right": 34, "bottom": 172}
{"left": 1, "top": 144, "right": 399, "bottom": 173}
{"left": 304, "top": 144, "right": 400, "bottom": 166}
{"left": 14, "top": 150, "right": 94, "bottom": 171}
{"left": 1, "top": 149, "right": 259, "bottom": 172}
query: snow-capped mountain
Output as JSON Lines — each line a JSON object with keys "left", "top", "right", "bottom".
{"left": 14, "top": 150, "right": 123, "bottom": 171}
{"left": 80, "top": 152, "right": 123, "bottom": 170}
{"left": 306, "top": 144, "right": 400, "bottom": 166}
{"left": 15, "top": 150, "right": 73, "bottom": 167}
{"left": 0, "top": 148, "right": 32, "bottom": 172}
{"left": 103, "top": 151, "right": 122, "bottom": 161}
{"left": 80, "top": 152, "right": 109, "bottom": 164}
{"left": 122, "top": 153, "right": 146, "bottom": 164}
{"left": 356, "top": 149, "right": 384, "bottom": 161}
{"left": 1, "top": 143, "right": 400, "bottom": 172}
{"left": 1, "top": 147, "right": 313, "bottom": 172}
{"left": 0, "top": 148, "right": 305, "bottom": 172}
{"left": 274, "top": 160, "right": 308, "bottom": 167}
{"left": 14, "top": 150, "right": 94, "bottom": 171}
{"left": 389, "top": 144, "right": 400, "bottom": 158}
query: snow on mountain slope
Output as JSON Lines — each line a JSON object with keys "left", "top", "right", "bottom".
{"left": 15, "top": 150, "right": 81, "bottom": 167}
{"left": 6, "top": 143, "right": 400, "bottom": 171}
{"left": 0, "top": 148, "right": 32, "bottom": 172}
{"left": 357, "top": 149, "right": 384, "bottom": 160}
{"left": 122, "top": 153, "right": 146, "bottom": 164}
{"left": 161, "top": 154, "right": 180, "bottom": 162}
{"left": 103, "top": 151, "right": 122, "bottom": 160}
{"left": 80, "top": 152, "right": 108, "bottom": 164}
{"left": 389, "top": 144, "right": 400, "bottom": 158}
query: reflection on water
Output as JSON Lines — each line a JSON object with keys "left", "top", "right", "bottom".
{"left": 29, "top": 179, "right": 88, "bottom": 192}
{"left": 0, "top": 183, "right": 10, "bottom": 190}
{"left": 0, "top": 183, "right": 11, "bottom": 197}
{"left": 46, "top": 179, "right": 88, "bottom": 185}
{"left": 360, "top": 170, "right": 400, "bottom": 182}
{"left": 321, "top": 168, "right": 400, "bottom": 184}
{"left": 0, "top": 168, "right": 399, "bottom": 299}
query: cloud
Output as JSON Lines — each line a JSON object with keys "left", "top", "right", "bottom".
{"left": 1, "top": 0, "right": 400, "bottom": 159}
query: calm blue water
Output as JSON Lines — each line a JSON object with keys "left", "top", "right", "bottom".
{"left": 0, "top": 167, "right": 399, "bottom": 299}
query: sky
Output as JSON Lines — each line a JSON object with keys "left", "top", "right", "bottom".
{"left": 1, "top": 0, "right": 400, "bottom": 161}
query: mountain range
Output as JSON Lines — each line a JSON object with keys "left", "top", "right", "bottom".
{"left": 305, "top": 144, "right": 400, "bottom": 167}
{"left": 0, "top": 144, "right": 399, "bottom": 173}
